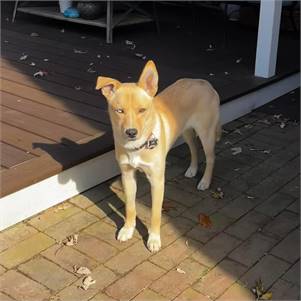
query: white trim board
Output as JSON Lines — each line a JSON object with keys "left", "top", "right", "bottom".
{"left": 0, "top": 72, "right": 299, "bottom": 230}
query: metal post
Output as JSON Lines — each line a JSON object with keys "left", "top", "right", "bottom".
{"left": 106, "top": 0, "right": 113, "bottom": 44}
{"left": 12, "top": 0, "right": 19, "bottom": 22}
{"left": 255, "top": 0, "right": 282, "bottom": 78}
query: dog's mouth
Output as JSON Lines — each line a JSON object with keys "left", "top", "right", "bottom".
{"left": 127, "top": 137, "right": 137, "bottom": 141}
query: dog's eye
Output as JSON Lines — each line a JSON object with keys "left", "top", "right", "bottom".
{"left": 139, "top": 108, "right": 146, "bottom": 113}
{"left": 115, "top": 108, "right": 124, "bottom": 114}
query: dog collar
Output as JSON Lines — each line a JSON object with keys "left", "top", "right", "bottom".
{"left": 134, "top": 133, "right": 158, "bottom": 151}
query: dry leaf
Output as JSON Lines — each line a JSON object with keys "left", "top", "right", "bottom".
{"left": 261, "top": 292, "right": 272, "bottom": 300}
{"left": 80, "top": 276, "right": 96, "bottom": 290}
{"left": 162, "top": 201, "right": 177, "bottom": 212}
{"left": 224, "top": 71, "right": 229, "bottom": 75}
{"left": 176, "top": 267, "right": 186, "bottom": 274}
{"left": 185, "top": 240, "right": 189, "bottom": 247}
{"left": 258, "top": 119, "right": 271, "bottom": 125}
{"left": 234, "top": 168, "right": 240, "bottom": 171}
{"left": 43, "top": 58, "right": 49, "bottom": 62}
{"left": 87, "top": 67, "right": 96, "bottom": 73}
{"left": 198, "top": 213, "right": 212, "bottom": 228}
{"left": 244, "top": 124, "right": 253, "bottom": 129}
{"left": 33, "top": 70, "right": 48, "bottom": 77}
{"left": 236, "top": 57, "right": 242, "bottom": 63}
{"left": 73, "top": 49, "right": 87, "bottom": 54}
{"left": 74, "top": 86, "right": 82, "bottom": 90}
{"left": 246, "top": 195, "right": 255, "bottom": 199}
{"left": 64, "top": 234, "right": 79, "bottom": 246}
{"left": 30, "top": 32, "right": 39, "bottom": 37}
{"left": 263, "top": 150, "right": 271, "bottom": 154}
{"left": 19, "top": 54, "right": 28, "bottom": 61}
{"left": 211, "top": 187, "right": 224, "bottom": 199}
{"left": 233, "top": 129, "right": 242, "bottom": 135}
{"left": 231, "top": 147, "right": 242, "bottom": 155}
{"left": 209, "top": 73, "right": 215, "bottom": 76}
{"left": 273, "top": 114, "right": 282, "bottom": 119}
{"left": 280, "top": 122, "right": 286, "bottom": 129}
{"left": 74, "top": 266, "right": 91, "bottom": 275}
{"left": 30, "top": 62, "right": 36, "bottom": 66}
{"left": 54, "top": 203, "right": 71, "bottom": 212}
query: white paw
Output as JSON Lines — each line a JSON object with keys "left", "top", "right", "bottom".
{"left": 184, "top": 166, "right": 197, "bottom": 178}
{"left": 147, "top": 233, "right": 161, "bottom": 253}
{"left": 117, "top": 226, "right": 135, "bottom": 242}
{"left": 197, "top": 177, "right": 210, "bottom": 191}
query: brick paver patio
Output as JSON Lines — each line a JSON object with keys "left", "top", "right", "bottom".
{"left": 0, "top": 90, "right": 300, "bottom": 301}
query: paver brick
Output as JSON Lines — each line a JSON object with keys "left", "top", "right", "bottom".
{"left": 18, "top": 256, "right": 77, "bottom": 291}
{"left": 255, "top": 192, "right": 295, "bottom": 217}
{"left": 105, "top": 240, "right": 151, "bottom": 274}
{"left": 225, "top": 210, "right": 270, "bottom": 240}
{"left": 0, "top": 270, "right": 50, "bottom": 301}
{"left": 84, "top": 221, "right": 138, "bottom": 250}
{"left": 240, "top": 255, "right": 290, "bottom": 289}
{"left": 28, "top": 202, "right": 81, "bottom": 231}
{"left": 151, "top": 258, "right": 207, "bottom": 299}
{"left": 69, "top": 182, "right": 114, "bottom": 208}
{"left": 44, "top": 210, "right": 98, "bottom": 241}
{"left": 42, "top": 243, "right": 98, "bottom": 273}
{"left": 0, "top": 265, "right": 6, "bottom": 276}
{"left": 193, "top": 259, "right": 247, "bottom": 299}
{"left": 74, "top": 233, "right": 117, "bottom": 263}
{"left": 132, "top": 289, "right": 169, "bottom": 301}
{"left": 0, "top": 232, "right": 54, "bottom": 268}
{"left": 228, "top": 233, "right": 277, "bottom": 267}
{"left": 270, "top": 228, "right": 300, "bottom": 263}
{"left": 220, "top": 195, "right": 261, "bottom": 220}
{"left": 271, "top": 279, "right": 300, "bottom": 300}
{"left": 280, "top": 177, "right": 300, "bottom": 199}
{"left": 262, "top": 210, "right": 299, "bottom": 239}
{"left": 287, "top": 200, "right": 300, "bottom": 214}
{"left": 281, "top": 260, "right": 300, "bottom": 286}
{"left": 0, "top": 223, "right": 38, "bottom": 252}
{"left": 174, "top": 287, "right": 211, "bottom": 301}
{"left": 192, "top": 232, "right": 242, "bottom": 268}
{"left": 186, "top": 212, "right": 234, "bottom": 243}
{"left": 149, "top": 238, "right": 200, "bottom": 270}
{"left": 106, "top": 261, "right": 165, "bottom": 300}
{"left": 216, "top": 283, "right": 254, "bottom": 301}
{"left": 90, "top": 292, "right": 117, "bottom": 301}
{"left": 58, "top": 265, "right": 117, "bottom": 301}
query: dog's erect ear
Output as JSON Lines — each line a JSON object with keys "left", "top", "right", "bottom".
{"left": 96, "top": 76, "right": 121, "bottom": 100}
{"left": 138, "top": 60, "right": 158, "bottom": 97}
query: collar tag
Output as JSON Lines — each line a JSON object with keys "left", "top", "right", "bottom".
{"left": 146, "top": 137, "right": 158, "bottom": 149}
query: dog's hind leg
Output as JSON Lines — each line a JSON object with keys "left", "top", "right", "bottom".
{"left": 196, "top": 126, "right": 216, "bottom": 190}
{"left": 183, "top": 128, "right": 198, "bottom": 178}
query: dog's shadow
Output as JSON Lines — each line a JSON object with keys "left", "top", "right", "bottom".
{"left": 33, "top": 137, "right": 150, "bottom": 247}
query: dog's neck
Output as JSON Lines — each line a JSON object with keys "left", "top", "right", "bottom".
{"left": 121, "top": 114, "right": 160, "bottom": 152}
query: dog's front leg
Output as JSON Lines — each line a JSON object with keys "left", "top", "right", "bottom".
{"left": 147, "top": 172, "right": 165, "bottom": 252}
{"left": 117, "top": 167, "right": 137, "bottom": 242}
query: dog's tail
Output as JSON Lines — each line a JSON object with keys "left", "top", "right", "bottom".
{"left": 216, "top": 121, "right": 222, "bottom": 142}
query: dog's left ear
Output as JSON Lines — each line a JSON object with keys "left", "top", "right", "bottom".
{"left": 138, "top": 60, "right": 158, "bottom": 97}
{"left": 96, "top": 76, "right": 121, "bottom": 100}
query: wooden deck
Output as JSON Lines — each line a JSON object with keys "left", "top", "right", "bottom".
{"left": 1, "top": 2, "right": 300, "bottom": 197}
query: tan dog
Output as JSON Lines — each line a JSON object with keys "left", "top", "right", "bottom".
{"left": 96, "top": 61, "right": 221, "bottom": 252}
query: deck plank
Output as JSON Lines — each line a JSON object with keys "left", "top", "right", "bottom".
{"left": 0, "top": 142, "right": 36, "bottom": 168}
{"left": 1, "top": 91, "right": 110, "bottom": 135}
{"left": 1, "top": 123, "right": 67, "bottom": 156}
{"left": 1, "top": 78, "right": 110, "bottom": 123}
{"left": 1, "top": 106, "right": 88, "bottom": 144}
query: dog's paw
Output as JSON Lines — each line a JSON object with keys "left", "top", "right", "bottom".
{"left": 117, "top": 226, "right": 135, "bottom": 242}
{"left": 184, "top": 166, "right": 197, "bottom": 178}
{"left": 197, "top": 177, "right": 210, "bottom": 191}
{"left": 147, "top": 233, "right": 161, "bottom": 253}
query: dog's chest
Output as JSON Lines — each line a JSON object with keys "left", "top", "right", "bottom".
{"left": 120, "top": 152, "right": 152, "bottom": 170}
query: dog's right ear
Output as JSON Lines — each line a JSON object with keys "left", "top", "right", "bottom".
{"left": 96, "top": 76, "right": 121, "bottom": 100}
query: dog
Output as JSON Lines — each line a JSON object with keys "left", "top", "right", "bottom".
{"left": 96, "top": 60, "right": 221, "bottom": 252}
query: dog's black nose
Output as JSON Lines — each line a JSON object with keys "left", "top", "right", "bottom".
{"left": 125, "top": 128, "right": 138, "bottom": 138}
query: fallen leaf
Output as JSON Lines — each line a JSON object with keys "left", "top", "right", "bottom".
{"left": 273, "top": 114, "right": 282, "bottom": 119}
{"left": 185, "top": 240, "right": 189, "bottom": 247}
{"left": 236, "top": 57, "right": 242, "bottom": 63}
{"left": 222, "top": 129, "right": 229, "bottom": 134}
{"left": 261, "top": 292, "right": 272, "bottom": 300}
{"left": 176, "top": 267, "right": 186, "bottom": 274}
{"left": 162, "top": 201, "right": 177, "bottom": 212}
{"left": 74, "top": 266, "right": 91, "bottom": 275}
{"left": 73, "top": 49, "right": 87, "bottom": 54}
{"left": 224, "top": 71, "right": 229, "bottom": 75}
{"left": 246, "top": 195, "right": 255, "bottom": 199}
{"left": 43, "top": 58, "right": 49, "bottom": 62}
{"left": 81, "top": 36, "right": 86, "bottom": 39}
{"left": 258, "top": 119, "right": 271, "bottom": 125}
{"left": 198, "top": 213, "right": 212, "bottom": 228}
{"left": 225, "top": 141, "right": 233, "bottom": 145}
{"left": 80, "top": 276, "right": 96, "bottom": 290}
{"left": 33, "top": 70, "right": 48, "bottom": 77}
{"left": 29, "top": 62, "right": 36, "bottom": 66}
{"left": 233, "top": 129, "right": 242, "bottom": 135}
{"left": 61, "top": 28, "right": 65, "bottom": 33}
{"left": 19, "top": 54, "right": 28, "bottom": 61}
{"left": 87, "top": 67, "right": 96, "bottom": 73}
{"left": 54, "top": 203, "right": 71, "bottom": 212}
{"left": 30, "top": 32, "right": 39, "bottom": 37}
{"left": 234, "top": 168, "right": 240, "bottom": 171}
{"left": 244, "top": 124, "right": 253, "bottom": 129}
{"left": 74, "top": 86, "right": 82, "bottom": 90}
{"left": 96, "top": 54, "right": 101, "bottom": 58}
{"left": 135, "top": 53, "right": 143, "bottom": 58}
{"left": 280, "top": 122, "right": 286, "bottom": 129}
{"left": 231, "top": 147, "right": 242, "bottom": 155}
{"left": 209, "top": 73, "right": 214, "bottom": 76}
{"left": 211, "top": 187, "right": 224, "bottom": 199}
{"left": 206, "top": 44, "right": 215, "bottom": 51}
{"left": 64, "top": 234, "right": 79, "bottom": 246}
{"left": 263, "top": 150, "right": 271, "bottom": 154}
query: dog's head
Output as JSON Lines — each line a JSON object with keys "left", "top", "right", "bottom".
{"left": 96, "top": 60, "right": 158, "bottom": 148}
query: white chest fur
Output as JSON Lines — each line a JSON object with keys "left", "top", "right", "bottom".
{"left": 119, "top": 152, "right": 152, "bottom": 170}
